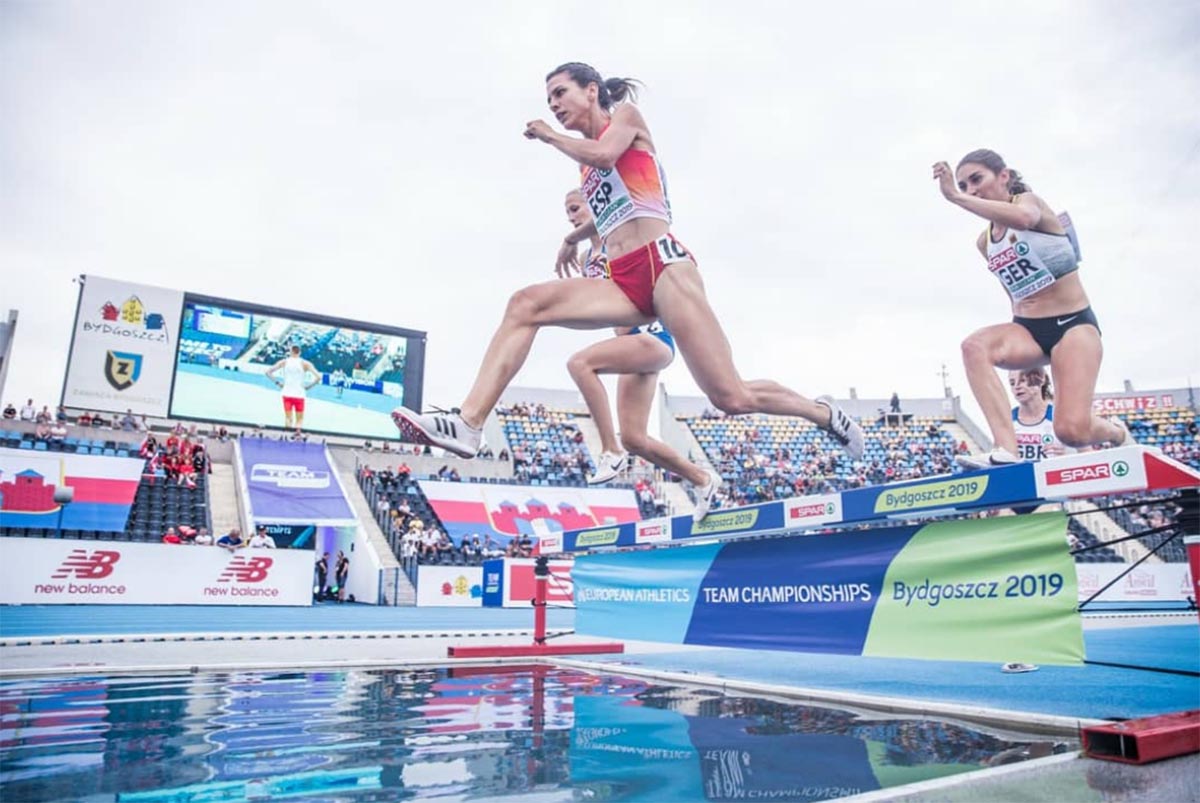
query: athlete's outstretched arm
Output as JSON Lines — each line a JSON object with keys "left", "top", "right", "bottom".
{"left": 525, "top": 105, "right": 642, "bottom": 169}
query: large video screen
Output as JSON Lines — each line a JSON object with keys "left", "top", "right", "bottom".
{"left": 168, "top": 295, "right": 425, "bottom": 440}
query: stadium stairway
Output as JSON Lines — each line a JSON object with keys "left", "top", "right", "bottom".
{"left": 660, "top": 481, "right": 694, "bottom": 519}
{"left": 941, "top": 419, "right": 984, "bottom": 453}
{"left": 334, "top": 461, "right": 415, "bottom": 605}
{"left": 206, "top": 463, "right": 241, "bottom": 537}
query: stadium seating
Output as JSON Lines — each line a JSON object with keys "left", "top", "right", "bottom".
{"left": 497, "top": 403, "right": 597, "bottom": 487}
{"left": 1114, "top": 407, "right": 1200, "bottom": 470}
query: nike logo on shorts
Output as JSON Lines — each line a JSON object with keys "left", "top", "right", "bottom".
{"left": 1056, "top": 315, "right": 1078, "bottom": 326}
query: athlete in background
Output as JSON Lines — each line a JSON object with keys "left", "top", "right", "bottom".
{"left": 561, "top": 189, "right": 721, "bottom": 522}
{"left": 1009, "top": 368, "right": 1070, "bottom": 462}
{"left": 266, "top": 344, "right": 320, "bottom": 433}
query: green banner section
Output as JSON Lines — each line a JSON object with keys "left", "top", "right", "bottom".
{"left": 862, "top": 512, "right": 1083, "bottom": 665}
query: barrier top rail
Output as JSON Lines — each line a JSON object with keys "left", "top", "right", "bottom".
{"left": 544, "top": 446, "right": 1200, "bottom": 554}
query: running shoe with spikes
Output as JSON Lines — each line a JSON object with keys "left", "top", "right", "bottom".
{"left": 815, "top": 395, "right": 864, "bottom": 460}
{"left": 692, "top": 469, "right": 723, "bottom": 523}
{"left": 587, "top": 450, "right": 627, "bottom": 485}
{"left": 956, "top": 448, "right": 1020, "bottom": 470}
{"left": 391, "top": 406, "right": 481, "bottom": 458}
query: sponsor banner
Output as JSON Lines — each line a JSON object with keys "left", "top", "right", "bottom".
{"left": 238, "top": 438, "right": 354, "bottom": 522}
{"left": 479, "top": 558, "right": 574, "bottom": 608}
{"left": 635, "top": 517, "right": 672, "bottom": 545}
{"left": 1092, "top": 394, "right": 1175, "bottom": 413}
{"left": 671, "top": 501, "right": 785, "bottom": 541}
{"left": 844, "top": 466, "right": 1035, "bottom": 521}
{"left": 575, "top": 513, "right": 1083, "bottom": 665}
{"left": 1033, "top": 447, "right": 1147, "bottom": 499}
{"left": 62, "top": 275, "right": 184, "bottom": 417}
{"left": 0, "top": 447, "right": 143, "bottom": 532}
{"left": 417, "top": 480, "right": 640, "bottom": 543}
{"left": 0, "top": 536, "right": 313, "bottom": 605}
{"left": 1075, "top": 563, "right": 1192, "bottom": 603}
{"left": 416, "top": 565, "right": 483, "bottom": 607}
{"left": 784, "top": 493, "right": 842, "bottom": 527}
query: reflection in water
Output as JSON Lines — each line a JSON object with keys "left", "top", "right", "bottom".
{"left": 0, "top": 667, "right": 1073, "bottom": 802}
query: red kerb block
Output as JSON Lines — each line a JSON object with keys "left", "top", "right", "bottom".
{"left": 1082, "top": 710, "right": 1200, "bottom": 764}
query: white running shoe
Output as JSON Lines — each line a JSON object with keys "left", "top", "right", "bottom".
{"left": 587, "top": 450, "right": 627, "bottom": 485}
{"left": 391, "top": 407, "right": 481, "bottom": 458}
{"left": 956, "top": 448, "right": 1020, "bottom": 470}
{"left": 815, "top": 395, "right": 864, "bottom": 460}
{"left": 692, "top": 470, "right": 723, "bottom": 523}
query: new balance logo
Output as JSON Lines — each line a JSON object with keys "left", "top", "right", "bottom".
{"left": 217, "top": 557, "right": 274, "bottom": 583}
{"left": 51, "top": 550, "right": 121, "bottom": 579}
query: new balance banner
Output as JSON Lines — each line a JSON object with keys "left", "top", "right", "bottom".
{"left": 0, "top": 447, "right": 143, "bottom": 532}
{"left": 62, "top": 275, "right": 184, "bottom": 417}
{"left": 0, "top": 536, "right": 313, "bottom": 605}
{"left": 238, "top": 438, "right": 354, "bottom": 522}
{"left": 574, "top": 512, "right": 1083, "bottom": 665}
{"left": 417, "top": 480, "right": 640, "bottom": 543}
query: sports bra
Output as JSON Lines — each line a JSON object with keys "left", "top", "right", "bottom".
{"left": 580, "top": 124, "right": 671, "bottom": 240}
{"left": 984, "top": 203, "right": 1079, "bottom": 302}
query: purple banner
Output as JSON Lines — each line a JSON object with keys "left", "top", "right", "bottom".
{"left": 238, "top": 438, "right": 354, "bottom": 522}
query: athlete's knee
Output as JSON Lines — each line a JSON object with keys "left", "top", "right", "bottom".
{"left": 502, "top": 286, "right": 542, "bottom": 326}
{"left": 620, "top": 430, "right": 650, "bottom": 455}
{"left": 710, "top": 386, "right": 756, "bottom": 417}
{"left": 1053, "top": 415, "right": 1093, "bottom": 448}
{"left": 566, "top": 353, "right": 591, "bottom": 380}
{"left": 960, "top": 332, "right": 994, "bottom": 367}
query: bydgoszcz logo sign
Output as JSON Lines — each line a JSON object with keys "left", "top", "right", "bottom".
{"left": 104, "top": 350, "right": 143, "bottom": 391}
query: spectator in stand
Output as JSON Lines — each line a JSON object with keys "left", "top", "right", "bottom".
{"left": 90, "top": 412, "right": 108, "bottom": 428}
{"left": 216, "top": 528, "right": 244, "bottom": 552}
{"left": 36, "top": 405, "right": 53, "bottom": 424}
{"left": 1, "top": 402, "right": 15, "bottom": 420}
{"left": 55, "top": 406, "right": 68, "bottom": 423}
{"left": 436, "top": 464, "right": 451, "bottom": 480}
{"left": 335, "top": 551, "right": 350, "bottom": 601}
{"left": 497, "top": 448, "right": 509, "bottom": 462}
{"left": 34, "top": 421, "right": 51, "bottom": 441}
{"left": 401, "top": 524, "right": 420, "bottom": 564}
{"left": 139, "top": 433, "right": 159, "bottom": 459}
{"left": 448, "top": 467, "right": 461, "bottom": 482}
{"left": 162, "top": 527, "right": 182, "bottom": 544}
{"left": 890, "top": 392, "right": 901, "bottom": 413}
{"left": 315, "top": 552, "right": 330, "bottom": 599}
{"left": 397, "top": 462, "right": 411, "bottom": 480}
{"left": 191, "top": 444, "right": 209, "bottom": 477}
{"left": 483, "top": 534, "right": 503, "bottom": 557}
{"left": 249, "top": 526, "right": 277, "bottom": 548}
{"left": 194, "top": 527, "right": 214, "bottom": 546}
{"left": 376, "top": 495, "right": 390, "bottom": 518}
{"left": 49, "top": 420, "right": 67, "bottom": 443}
{"left": 119, "top": 409, "right": 138, "bottom": 431}
{"left": 19, "top": 399, "right": 36, "bottom": 422}
{"left": 216, "top": 425, "right": 230, "bottom": 442}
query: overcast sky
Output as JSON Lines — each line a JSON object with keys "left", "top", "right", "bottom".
{"left": 2, "top": 0, "right": 1198, "bottom": 423}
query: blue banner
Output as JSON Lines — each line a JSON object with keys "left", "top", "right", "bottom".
{"left": 239, "top": 438, "right": 354, "bottom": 522}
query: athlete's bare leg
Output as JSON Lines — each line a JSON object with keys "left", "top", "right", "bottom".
{"left": 566, "top": 334, "right": 672, "bottom": 454}
{"left": 459, "top": 278, "right": 650, "bottom": 427}
{"left": 616, "top": 372, "right": 709, "bottom": 487}
{"left": 650, "top": 262, "right": 829, "bottom": 424}
{"left": 1048, "top": 326, "right": 1126, "bottom": 448}
{"left": 960, "top": 323, "right": 1046, "bottom": 453}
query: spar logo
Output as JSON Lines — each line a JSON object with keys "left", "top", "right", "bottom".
{"left": 1046, "top": 460, "right": 1129, "bottom": 486}
{"left": 635, "top": 519, "right": 670, "bottom": 544}
{"left": 51, "top": 549, "right": 121, "bottom": 579}
{"left": 217, "top": 556, "right": 273, "bottom": 583}
{"left": 789, "top": 502, "right": 836, "bottom": 520}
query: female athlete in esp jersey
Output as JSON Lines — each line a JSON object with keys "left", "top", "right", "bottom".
{"left": 394, "top": 62, "right": 864, "bottom": 464}
{"left": 1009, "top": 368, "right": 1069, "bottom": 462}
{"left": 561, "top": 189, "right": 721, "bottom": 522}
{"left": 932, "top": 149, "right": 1130, "bottom": 468}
